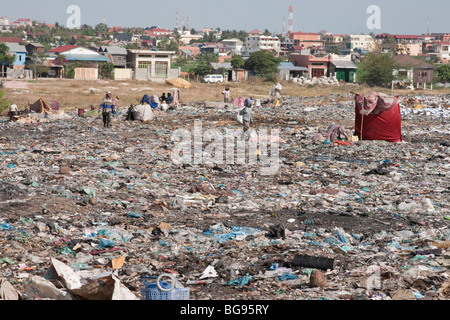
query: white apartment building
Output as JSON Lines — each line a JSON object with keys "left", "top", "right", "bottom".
{"left": 221, "top": 38, "right": 244, "bottom": 54}
{"left": 245, "top": 35, "right": 281, "bottom": 53}
{"left": 344, "top": 34, "right": 375, "bottom": 52}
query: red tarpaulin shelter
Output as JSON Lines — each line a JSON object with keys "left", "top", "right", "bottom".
{"left": 354, "top": 93, "right": 402, "bottom": 143}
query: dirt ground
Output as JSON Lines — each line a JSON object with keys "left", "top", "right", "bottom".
{"left": 1, "top": 79, "right": 449, "bottom": 301}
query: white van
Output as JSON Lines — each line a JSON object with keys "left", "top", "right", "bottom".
{"left": 202, "top": 74, "right": 224, "bottom": 83}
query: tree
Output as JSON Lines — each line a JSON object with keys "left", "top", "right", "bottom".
{"left": 0, "top": 43, "right": 15, "bottom": 66}
{"left": 244, "top": 51, "right": 282, "bottom": 79}
{"left": 356, "top": 50, "right": 397, "bottom": 87}
{"left": 98, "top": 62, "right": 115, "bottom": 79}
{"left": 435, "top": 64, "right": 450, "bottom": 85}
{"left": 191, "top": 52, "right": 218, "bottom": 76}
{"left": 231, "top": 55, "right": 245, "bottom": 69}
{"left": 157, "top": 39, "right": 178, "bottom": 52}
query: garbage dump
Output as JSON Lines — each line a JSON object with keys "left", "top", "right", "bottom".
{"left": 0, "top": 91, "right": 449, "bottom": 301}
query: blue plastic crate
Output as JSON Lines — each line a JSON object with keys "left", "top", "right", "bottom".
{"left": 141, "top": 273, "right": 190, "bottom": 300}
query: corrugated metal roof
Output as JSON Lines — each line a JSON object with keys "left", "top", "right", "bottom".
{"left": 4, "top": 42, "right": 26, "bottom": 53}
{"left": 332, "top": 60, "right": 357, "bottom": 69}
{"left": 211, "top": 62, "right": 232, "bottom": 70}
{"left": 278, "top": 62, "right": 308, "bottom": 71}
{"left": 99, "top": 46, "right": 127, "bottom": 55}
{"left": 63, "top": 54, "right": 111, "bottom": 62}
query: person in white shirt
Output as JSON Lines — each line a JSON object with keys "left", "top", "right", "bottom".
{"left": 9, "top": 104, "right": 18, "bottom": 121}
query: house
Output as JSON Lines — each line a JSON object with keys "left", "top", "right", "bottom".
{"left": 392, "top": 55, "right": 435, "bottom": 86}
{"left": 48, "top": 45, "right": 111, "bottom": 80}
{"left": 114, "top": 33, "right": 141, "bottom": 43}
{"left": 1, "top": 42, "right": 30, "bottom": 78}
{"left": 277, "top": 62, "right": 308, "bottom": 80}
{"left": 25, "top": 43, "right": 45, "bottom": 54}
{"left": 290, "top": 52, "right": 333, "bottom": 78}
{"left": 199, "top": 43, "right": 228, "bottom": 55}
{"left": 329, "top": 54, "right": 357, "bottom": 83}
{"left": 245, "top": 35, "right": 281, "bottom": 54}
{"left": 179, "top": 45, "right": 200, "bottom": 58}
{"left": 98, "top": 46, "right": 128, "bottom": 67}
{"left": 12, "top": 18, "right": 32, "bottom": 27}
{"left": 48, "top": 45, "right": 111, "bottom": 62}
{"left": 144, "top": 28, "right": 173, "bottom": 38}
{"left": 0, "top": 37, "right": 22, "bottom": 43}
{"left": 3, "top": 42, "right": 27, "bottom": 69}
{"left": 126, "top": 49, "right": 179, "bottom": 81}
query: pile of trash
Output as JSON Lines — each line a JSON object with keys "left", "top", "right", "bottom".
{"left": 0, "top": 93, "right": 449, "bottom": 300}
{"left": 292, "top": 76, "right": 340, "bottom": 86}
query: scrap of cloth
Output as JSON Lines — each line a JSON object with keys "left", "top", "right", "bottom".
{"left": 355, "top": 92, "right": 400, "bottom": 115}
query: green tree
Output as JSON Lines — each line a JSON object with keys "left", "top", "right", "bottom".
{"left": 0, "top": 90, "right": 9, "bottom": 114}
{"left": 244, "top": 51, "right": 282, "bottom": 79}
{"left": 231, "top": 55, "right": 245, "bottom": 69}
{"left": 157, "top": 39, "right": 179, "bottom": 52}
{"left": 98, "top": 62, "right": 115, "bottom": 79}
{"left": 0, "top": 43, "right": 15, "bottom": 65}
{"left": 356, "top": 50, "right": 397, "bottom": 87}
{"left": 435, "top": 64, "right": 450, "bottom": 85}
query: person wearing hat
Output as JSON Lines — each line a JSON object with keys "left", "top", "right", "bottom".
{"left": 239, "top": 98, "right": 254, "bottom": 141}
{"left": 99, "top": 91, "right": 115, "bottom": 128}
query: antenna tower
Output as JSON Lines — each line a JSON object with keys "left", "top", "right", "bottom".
{"left": 288, "top": 5, "right": 293, "bottom": 33}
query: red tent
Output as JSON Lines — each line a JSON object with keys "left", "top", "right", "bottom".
{"left": 354, "top": 93, "right": 402, "bottom": 143}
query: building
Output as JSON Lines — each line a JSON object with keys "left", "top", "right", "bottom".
{"left": 277, "top": 62, "right": 308, "bottom": 80}
{"left": 98, "top": 46, "right": 128, "bottom": 67}
{"left": 12, "top": 18, "right": 32, "bottom": 27}
{"left": 3, "top": 42, "right": 27, "bottom": 69}
{"left": 248, "top": 30, "right": 263, "bottom": 36}
{"left": 245, "top": 35, "right": 281, "bottom": 53}
{"left": 343, "top": 34, "right": 375, "bottom": 54}
{"left": 430, "top": 33, "right": 450, "bottom": 42}
{"left": 114, "top": 33, "right": 141, "bottom": 43}
{"left": 322, "top": 34, "right": 346, "bottom": 53}
{"left": 199, "top": 43, "right": 228, "bottom": 55}
{"left": 288, "top": 31, "right": 323, "bottom": 50}
{"left": 429, "top": 41, "right": 450, "bottom": 62}
{"left": 48, "top": 45, "right": 111, "bottom": 80}
{"left": 329, "top": 54, "right": 357, "bottom": 83}
{"left": 290, "top": 52, "right": 332, "bottom": 78}
{"left": 1, "top": 42, "right": 30, "bottom": 78}
{"left": 126, "top": 49, "right": 179, "bottom": 81}
{"left": 144, "top": 28, "right": 173, "bottom": 38}
{"left": 221, "top": 38, "right": 244, "bottom": 55}
{"left": 392, "top": 55, "right": 435, "bottom": 86}
{"left": 25, "top": 42, "right": 45, "bottom": 54}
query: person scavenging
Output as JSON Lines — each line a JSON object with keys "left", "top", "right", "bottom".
{"left": 222, "top": 86, "right": 230, "bottom": 103}
{"left": 240, "top": 98, "right": 254, "bottom": 140}
{"left": 166, "top": 92, "right": 173, "bottom": 104}
{"left": 99, "top": 91, "right": 115, "bottom": 128}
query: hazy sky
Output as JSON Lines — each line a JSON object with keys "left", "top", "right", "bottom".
{"left": 2, "top": 0, "right": 449, "bottom": 35}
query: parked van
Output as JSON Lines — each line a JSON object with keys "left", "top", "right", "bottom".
{"left": 201, "top": 74, "right": 224, "bottom": 83}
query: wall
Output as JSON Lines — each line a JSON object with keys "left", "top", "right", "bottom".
{"left": 114, "top": 68, "right": 132, "bottom": 80}
{"left": 74, "top": 68, "right": 98, "bottom": 80}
